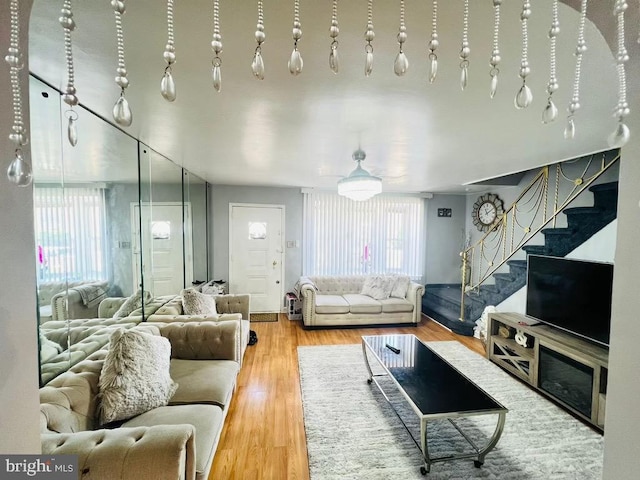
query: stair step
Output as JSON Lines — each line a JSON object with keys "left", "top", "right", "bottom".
{"left": 522, "top": 245, "right": 547, "bottom": 256}
{"left": 588, "top": 181, "right": 618, "bottom": 194}
{"left": 589, "top": 181, "right": 619, "bottom": 210}
{"left": 506, "top": 259, "right": 527, "bottom": 271}
{"left": 541, "top": 227, "right": 573, "bottom": 237}
{"left": 421, "top": 301, "right": 476, "bottom": 336}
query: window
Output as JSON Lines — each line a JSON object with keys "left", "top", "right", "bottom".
{"left": 303, "top": 192, "right": 425, "bottom": 277}
{"left": 34, "top": 186, "right": 108, "bottom": 283}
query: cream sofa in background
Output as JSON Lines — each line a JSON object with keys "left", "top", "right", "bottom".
{"left": 40, "top": 320, "right": 243, "bottom": 480}
{"left": 299, "top": 275, "right": 425, "bottom": 328}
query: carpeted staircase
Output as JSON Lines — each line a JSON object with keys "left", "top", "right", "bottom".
{"left": 422, "top": 182, "right": 618, "bottom": 336}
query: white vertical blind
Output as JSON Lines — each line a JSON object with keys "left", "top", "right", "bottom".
{"left": 34, "top": 186, "right": 108, "bottom": 283}
{"left": 303, "top": 192, "right": 425, "bottom": 277}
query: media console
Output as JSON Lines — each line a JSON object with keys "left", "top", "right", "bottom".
{"left": 487, "top": 312, "right": 608, "bottom": 431}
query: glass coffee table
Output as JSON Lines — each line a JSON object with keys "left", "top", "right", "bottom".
{"left": 362, "top": 334, "right": 507, "bottom": 475}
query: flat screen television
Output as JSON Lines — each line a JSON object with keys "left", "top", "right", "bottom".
{"left": 525, "top": 255, "right": 613, "bottom": 348}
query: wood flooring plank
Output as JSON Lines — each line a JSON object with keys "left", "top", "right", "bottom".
{"left": 208, "top": 314, "right": 482, "bottom": 479}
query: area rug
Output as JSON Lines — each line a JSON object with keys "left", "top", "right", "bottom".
{"left": 250, "top": 312, "right": 278, "bottom": 322}
{"left": 297, "top": 342, "right": 603, "bottom": 480}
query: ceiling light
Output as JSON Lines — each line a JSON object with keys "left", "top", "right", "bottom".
{"left": 337, "top": 149, "right": 382, "bottom": 202}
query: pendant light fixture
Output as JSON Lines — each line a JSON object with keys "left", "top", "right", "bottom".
{"left": 337, "top": 149, "right": 382, "bottom": 202}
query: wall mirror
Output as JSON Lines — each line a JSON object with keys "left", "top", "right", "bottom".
{"left": 31, "top": 79, "right": 211, "bottom": 385}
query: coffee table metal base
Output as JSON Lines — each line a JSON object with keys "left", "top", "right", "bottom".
{"left": 362, "top": 340, "right": 507, "bottom": 475}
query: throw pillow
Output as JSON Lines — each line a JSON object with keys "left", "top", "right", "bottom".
{"left": 112, "top": 288, "right": 152, "bottom": 318}
{"left": 360, "top": 275, "right": 393, "bottom": 300}
{"left": 98, "top": 328, "right": 178, "bottom": 425}
{"left": 181, "top": 288, "right": 218, "bottom": 315}
{"left": 390, "top": 275, "right": 411, "bottom": 298}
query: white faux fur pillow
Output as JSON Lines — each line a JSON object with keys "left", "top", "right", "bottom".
{"left": 181, "top": 288, "right": 218, "bottom": 315}
{"left": 112, "top": 288, "right": 152, "bottom": 318}
{"left": 390, "top": 275, "right": 411, "bottom": 298}
{"left": 360, "top": 275, "right": 393, "bottom": 300}
{"left": 98, "top": 328, "right": 178, "bottom": 425}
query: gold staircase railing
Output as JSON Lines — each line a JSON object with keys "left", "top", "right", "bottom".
{"left": 459, "top": 151, "right": 620, "bottom": 321}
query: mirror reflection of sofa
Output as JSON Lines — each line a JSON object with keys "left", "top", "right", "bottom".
{"left": 38, "top": 280, "right": 109, "bottom": 322}
{"left": 39, "top": 291, "right": 252, "bottom": 384}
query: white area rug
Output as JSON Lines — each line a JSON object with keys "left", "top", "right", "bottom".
{"left": 297, "top": 341, "right": 603, "bottom": 480}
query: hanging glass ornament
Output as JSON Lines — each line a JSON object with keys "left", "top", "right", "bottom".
{"left": 489, "top": 0, "right": 502, "bottom": 98}
{"left": 514, "top": 1, "right": 532, "bottom": 109}
{"left": 111, "top": 0, "right": 132, "bottom": 126}
{"left": 608, "top": 1, "right": 631, "bottom": 148}
{"left": 427, "top": 0, "right": 439, "bottom": 84}
{"left": 542, "top": 0, "right": 560, "bottom": 123}
{"left": 459, "top": 0, "right": 470, "bottom": 90}
{"left": 288, "top": 0, "right": 303, "bottom": 75}
{"left": 60, "top": 0, "right": 80, "bottom": 145}
{"left": 364, "top": 0, "right": 374, "bottom": 76}
{"left": 329, "top": 0, "right": 340, "bottom": 74}
{"left": 210, "top": 0, "right": 223, "bottom": 92}
{"left": 252, "top": 0, "right": 266, "bottom": 79}
{"left": 394, "top": 0, "right": 409, "bottom": 76}
{"left": 565, "top": 0, "right": 588, "bottom": 140}
{"left": 5, "top": 0, "right": 31, "bottom": 186}
{"left": 161, "top": 0, "right": 177, "bottom": 101}
{"left": 66, "top": 110, "right": 78, "bottom": 147}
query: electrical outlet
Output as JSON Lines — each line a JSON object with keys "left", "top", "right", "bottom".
{"left": 437, "top": 208, "right": 452, "bottom": 218}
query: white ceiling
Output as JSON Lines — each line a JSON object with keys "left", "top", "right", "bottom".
{"left": 28, "top": 0, "right": 618, "bottom": 193}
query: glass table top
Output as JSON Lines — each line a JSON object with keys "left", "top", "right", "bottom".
{"left": 362, "top": 334, "right": 506, "bottom": 417}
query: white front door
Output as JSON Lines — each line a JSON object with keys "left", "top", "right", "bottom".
{"left": 132, "top": 203, "right": 193, "bottom": 297}
{"left": 229, "top": 204, "right": 284, "bottom": 313}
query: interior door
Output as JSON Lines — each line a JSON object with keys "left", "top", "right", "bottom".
{"left": 230, "top": 204, "right": 284, "bottom": 313}
{"left": 132, "top": 203, "right": 193, "bottom": 297}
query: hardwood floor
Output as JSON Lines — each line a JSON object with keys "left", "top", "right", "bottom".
{"left": 208, "top": 315, "right": 484, "bottom": 480}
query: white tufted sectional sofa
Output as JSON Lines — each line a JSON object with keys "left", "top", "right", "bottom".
{"left": 299, "top": 275, "right": 425, "bottom": 328}
{"left": 40, "top": 321, "right": 243, "bottom": 480}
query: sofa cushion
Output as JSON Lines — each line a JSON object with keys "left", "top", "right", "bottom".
{"left": 360, "top": 276, "right": 393, "bottom": 300}
{"left": 343, "top": 294, "right": 383, "bottom": 314}
{"left": 122, "top": 404, "right": 222, "bottom": 480}
{"left": 379, "top": 297, "right": 414, "bottom": 313}
{"left": 314, "top": 295, "right": 350, "bottom": 314}
{"left": 98, "top": 329, "right": 178, "bottom": 425}
{"left": 182, "top": 288, "right": 218, "bottom": 315}
{"left": 169, "top": 359, "right": 239, "bottom": 408}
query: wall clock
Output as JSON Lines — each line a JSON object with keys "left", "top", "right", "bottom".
{"left": 471, "top": 193, "right": 504, "bottom": 232}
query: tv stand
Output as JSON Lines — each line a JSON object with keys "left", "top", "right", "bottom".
{"left": 487, "top": 312, "right": 608, "bottom": 431}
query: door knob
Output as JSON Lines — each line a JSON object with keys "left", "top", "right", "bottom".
{"left": 276, "top": 280, "right": 280, "bottom": 284}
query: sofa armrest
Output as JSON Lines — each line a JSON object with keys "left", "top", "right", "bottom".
{"left": 150, "top": 320, "right": 241, "bottom": 362}
{"left": 98, "top": 297, "right": 127, "bottom": 318}
{"left": 42, "top": 424, "right": 196, "bottom": 480}
{"left": 407, "top": 281, "right": 426, "bottom": 323}
{"left": 299, "top": 279, "right": 318, "bottom": 326}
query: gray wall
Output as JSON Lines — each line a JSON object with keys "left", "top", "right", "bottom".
{"left": 425, "top": 194, "right": 467, "bottom": 284}
{"left": 0, "top": 0, "right": 41, "bottom": 453}
{"left": 209, "top": 185, "right": 303, "bottom": 294}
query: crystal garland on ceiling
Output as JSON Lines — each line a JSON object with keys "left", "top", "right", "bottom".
{"left": 459, "top": 0, "right": 470, "bottom": 90}
{"left": 428, "top": 0, "right": 439, "bottom": 84}
{"left": 251, "top": 0, "right": 265, "bottom": 80}
{"left": 329, "top": 0, "right": 339, "bottom": 74}
{"left": 288, "top": 0, "right": 303, "bottom": 75}
{"left": 515, "top": 1, "right": 533, "bottom": 109}
{"left": 161, "top": 0, "right": 176, "bottom": 102}
{"left": 488, "top": 0, "right": 501, "bottom": 98}
{"left": 211, "top": 0, "right": 223, "bottom": 92}
{"left": 60, "top": 0, "right": 78, "bottom": 146}
{"left": 394, "top": 0, "right": 408, "bottom": 76}
{"left": 111, "top": 0, "right": 132, "bottom": 127}
{"left": 564, "top": 0, "right": 588, "bottom": 140}
{"left": 608, "top": 0, "right": 631, "bottom": 148}
{"left": 5, "top": 0, "right": 31, "bottom": 186}
{"left": 364, "top": 0, "right": 374, "bottom": 76}
{"left": 543, "top": 0, "right": 560, "bottom": 124}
